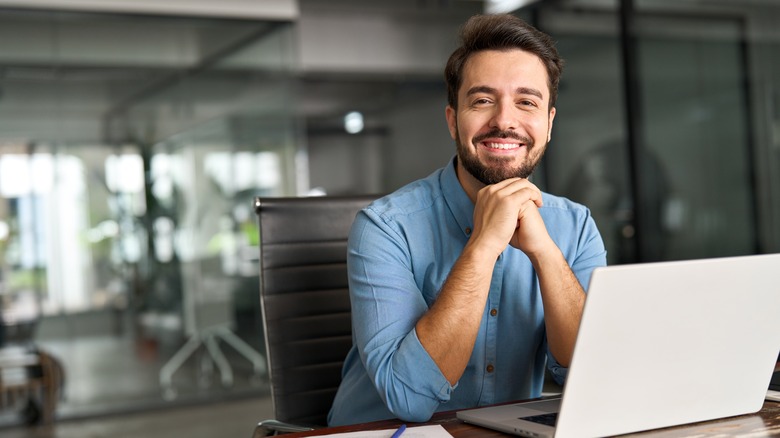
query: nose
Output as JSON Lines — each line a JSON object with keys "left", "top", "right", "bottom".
{"left": 489, "top": 99, "right": 518, "bottom": 132}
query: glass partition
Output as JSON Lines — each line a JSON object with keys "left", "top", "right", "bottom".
{"left": 0, "top": 8, "right": 298, "bottom": 419}
{"left": 532, "top": 4, "right": 636, "bottom": 264}
{"left": 634, "top": 13, "right": 755, "bottom": 259}
{"left": 531, "top": 0, "right": 773, "bottom": 263}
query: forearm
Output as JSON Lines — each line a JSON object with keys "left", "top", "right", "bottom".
{"left": 416, "top": 242, "right": 495, "bottom": 385}
{"left": 529, "top": 244, "right": 586, "bottom": 367}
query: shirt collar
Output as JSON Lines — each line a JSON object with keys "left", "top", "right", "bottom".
{"left": 440, "top": 155, "right": 475, "bottom": 238}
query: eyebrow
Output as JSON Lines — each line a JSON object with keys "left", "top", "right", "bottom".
{"left": 466, "top": 85, "right": 544, "bottom": 100}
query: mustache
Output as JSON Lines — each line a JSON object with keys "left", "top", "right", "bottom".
{"left": 472, "top": 129, "right": 533, "bottom": 145}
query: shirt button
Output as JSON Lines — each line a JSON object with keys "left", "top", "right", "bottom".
{"left": 486, "top": 364, "right": 495, "bottom": 373}
{"left": 490, "top": 308, "right": 498, "bottom": 317}
{"left": 465, "top": 227, "right": 472, "bottom": 235}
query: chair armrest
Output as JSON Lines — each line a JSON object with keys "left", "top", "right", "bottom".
{"left": 253, "top": 419, "right": 315, "bottom": 437}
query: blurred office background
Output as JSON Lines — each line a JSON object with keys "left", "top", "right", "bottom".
{"left": 0, "top": 0, "right": 778, "bottom": 435}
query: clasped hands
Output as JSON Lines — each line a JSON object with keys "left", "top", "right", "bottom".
{"left": 470, "top": 177, "right": 555, "bottom": 260}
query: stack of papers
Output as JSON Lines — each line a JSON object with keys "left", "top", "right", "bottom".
{"left": 317, "top": 424, "right": 453, "bottom": 437}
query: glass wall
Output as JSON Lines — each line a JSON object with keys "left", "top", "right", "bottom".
{"left": 530, "top": 5, "right": 634, "bottom": 264}
{"left": 527, "top": 0, "right": 780, "bottom": 264}
{"left": 636, "top": 13, "right": 754, "bottom": 260}
{"left": 0, "top": 9, "right": 298, "bottom": 419}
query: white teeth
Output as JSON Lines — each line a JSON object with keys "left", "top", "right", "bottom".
{"left": 485, "top": 142, "right": 519, "bottom": 150}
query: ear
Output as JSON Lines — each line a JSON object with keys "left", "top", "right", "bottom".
{"left": 547, "top": 106, "right": 556, "bottom": 142}
{"left": 445, "top": 105, "right": 457, "bottom": 140}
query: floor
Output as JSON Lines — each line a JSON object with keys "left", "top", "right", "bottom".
{"left": 0, "top": 326, "right": 274, "bottom": 438}
{"left": 2, "top": 396, "right": 274, "bottom": 438}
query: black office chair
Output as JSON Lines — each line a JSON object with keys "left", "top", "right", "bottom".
{"left": 252, "top": 195, "right": 377, "bottom": 437}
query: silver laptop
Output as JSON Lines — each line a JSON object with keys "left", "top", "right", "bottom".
{"left": 457, "top": 253, "right": 780, "bottom": 438}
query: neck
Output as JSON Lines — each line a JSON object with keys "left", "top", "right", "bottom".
{"left": 455, "top": 159, "right": 485, "bottom": 204}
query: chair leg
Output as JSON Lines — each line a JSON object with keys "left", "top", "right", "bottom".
{"left": 204, "top": 333, "right": 233, "bottom": 387}
{"left": 160, "top": 326, "right": 267, "bottom": 396}
{"left": 214, "top": 327, "right": 267, "bottom": 375}
{"left": 159, "top": 335, "right": 202, "bottom": 398}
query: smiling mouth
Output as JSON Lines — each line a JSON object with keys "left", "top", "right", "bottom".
{"left": 483, "top": 142, "right": 522, "bottom": 150}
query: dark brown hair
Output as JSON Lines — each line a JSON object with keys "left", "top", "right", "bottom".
{"left": 445, "top": 14, "right": 564, "bottom": 110}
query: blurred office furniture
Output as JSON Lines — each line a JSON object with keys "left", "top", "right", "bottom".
{"left": 0, "top": 346, "right": 63, "bottom": 425}
{"left": 1, "top": 277, "right": 64, "bottom": 425}
{"left": 158, "top": 163, "right": 268, "bottom": 398}
{"left": 159, "top": 321, "right": 267, "bottom": 399}
{"left": 252, "top": 195, "right": 376, "bottom": 437}
{"left": 158, "top": 272, "right": 267, "bottom": 398}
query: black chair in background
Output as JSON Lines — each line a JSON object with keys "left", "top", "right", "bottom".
{"left": 252, "top": 195, "right": 376, "bottom": 437}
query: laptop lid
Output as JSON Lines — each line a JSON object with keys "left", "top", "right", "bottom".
{"left": 457, "top": 253, "right": 780, "bottom": 438}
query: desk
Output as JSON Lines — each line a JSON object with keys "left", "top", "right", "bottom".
{"left": 283, "top": 400, "right": 780, "bottom": 437}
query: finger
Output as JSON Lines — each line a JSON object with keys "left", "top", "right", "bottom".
{"left": 499, "top": 181, "right": 543, "bottom": 208}
{"left": 476, "top": 178, "right": 544, "bottom": 211}
{"left": 478, "top": 177, "right": 523, "bottom": 198}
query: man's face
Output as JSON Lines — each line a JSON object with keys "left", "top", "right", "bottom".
{"left": 446, "top": 49, "right": 556, "bottom": 186}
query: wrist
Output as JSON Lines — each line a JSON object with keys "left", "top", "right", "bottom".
{"left": 526, "top": 240, "right": 563, "bottom": 269}
{"left": 463, "top": 237, "right": 503, "bottom": 266}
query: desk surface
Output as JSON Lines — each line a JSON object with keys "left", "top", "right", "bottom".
{"left": 285, "top": 400, "right": 780, "bottom": 437}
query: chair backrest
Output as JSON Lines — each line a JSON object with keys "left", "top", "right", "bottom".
{"left": 254, "top": 195, "right": 376, "bottom": 427}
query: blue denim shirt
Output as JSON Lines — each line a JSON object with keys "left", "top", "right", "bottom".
{"left": 328, "top": 157, "right": 606, "bottom": 426}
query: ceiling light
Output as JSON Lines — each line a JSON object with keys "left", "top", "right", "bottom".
{"left": 344, "top": 111, "right": 364, "bottom": 134}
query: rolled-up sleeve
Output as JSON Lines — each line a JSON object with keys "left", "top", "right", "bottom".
{"left": 348, "top": 209, "right": 453, "bottom": 422}
{"left": 571, "top": 211, "right": 608, "bottom": 290}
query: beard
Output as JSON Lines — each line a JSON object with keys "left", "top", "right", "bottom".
{"left": 456, "top": 127, "right": 546, "bottom": 185}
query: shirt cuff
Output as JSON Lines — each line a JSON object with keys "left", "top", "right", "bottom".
{"left": 547, "top": 350, "right": 569, "bottom": 385}
{"left": 394, "top": 328, "right": 454, "bottom": 402}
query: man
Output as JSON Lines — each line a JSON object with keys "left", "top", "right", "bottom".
{"left": 328, "top": 13, "right": 606, "bottom": 426}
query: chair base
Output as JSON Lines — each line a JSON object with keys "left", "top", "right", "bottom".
{"left": 253, "top": 419, "right": 315, "bottom": 437}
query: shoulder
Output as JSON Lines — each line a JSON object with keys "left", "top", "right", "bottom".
{"left": 539, "top": 192, "right": 595, "bottom": 227}
{"left": 364, "top": 168, "right": 446, "bottom": 224}
{"left": 540, "top": 192, "right": 590, "bottom": 215}
{"left": 349, "top": 169, "right": 447, "bottom": 254}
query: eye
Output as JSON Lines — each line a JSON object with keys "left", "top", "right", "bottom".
{"left": 519, "top": 99, "right": 538, "bottom": 107}
{"left": 471, "top": 97, "right": 493, "bottom": 106}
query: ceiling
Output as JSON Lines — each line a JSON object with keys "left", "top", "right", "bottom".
{"left": 0, "top": 0, "right": 778, "bottom": 146}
